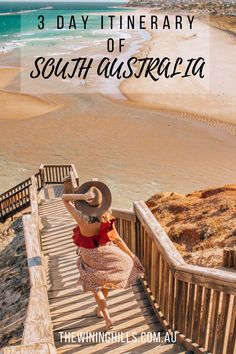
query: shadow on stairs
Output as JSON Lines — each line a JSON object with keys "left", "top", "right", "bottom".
{"left": 39, "top": 189, "right": 185, "bottom": 354}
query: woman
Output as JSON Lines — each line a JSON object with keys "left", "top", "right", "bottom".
{"left": 61, "top": 181, "right": 145, "bottom": 331}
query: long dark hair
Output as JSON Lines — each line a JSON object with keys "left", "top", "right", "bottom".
{"left": 87, "top": 216, "right": 101, "bottom": 224}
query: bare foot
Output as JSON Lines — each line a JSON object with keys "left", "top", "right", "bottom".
{"left": 105, "top": 319, "right": 113, "bottom": 331}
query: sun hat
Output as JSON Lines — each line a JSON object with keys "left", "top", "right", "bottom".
{"left": 74, "top": 181, "right": 112, "bottom": 217}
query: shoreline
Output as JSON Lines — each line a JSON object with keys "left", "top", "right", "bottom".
{"left": 206, "top": 15, "right": 236, "bottom": 37}
{"left": 0, "top": 6, "right": 236, "bottom": 209}
{"left": 0, "top": 10, "right": 235, "bottom": 135}
{"left": 113, "top": 93, "right": 236, "bottom": 136}
{"left": 119, "top": 12, "right": 236, "bottom": 135}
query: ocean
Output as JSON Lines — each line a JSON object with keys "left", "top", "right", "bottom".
{"left": 0, "top": 1, "right": 145, "bottom": 96}
{"left": 0, "top": 2, "right": 235, "bottom": 208}
{"left": 0, "top": 2, "right": 131, "bottom": 53}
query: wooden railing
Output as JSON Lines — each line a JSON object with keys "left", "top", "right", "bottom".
{"left": 223, "top": 247, "right": 236, "bottom": 269}
{"left": 0, "top": 178, "right": 32, "bottom": 223}
{"left": 112, "top": 208, "right": 136, "bottom": 253}
{"left": 2, "top": 175, "right": 57, "bottom": 354}
{"left": 63, "top": 170, "right": 79, "bottom": 194}
{"left": 0, "top": 164, "right": 79, "bottom": 223}
{"left": 40, "top": 164, "right": 79, "bottom": 185}
{"left": 1, "top": 166, "right": 80, "bottom": 352}
{"left": 1, "top": 163, "right": 235, "bottom": 354}
{"left": 113, "top": 201, "right": 236, "bottom": 354}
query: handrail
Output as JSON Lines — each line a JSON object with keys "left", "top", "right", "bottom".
{"left": 0, "top": 177, "right": 31, "bottom": 201}
{"left": 0, "top": 185, "right": 31, "bottom": 222}
{"left": 1, "top": 163, "right": 235, "bottom": 353}
{"left": 0, "top": 185, "right": 31, "bottom": 204}
{"left": 175, "top": 263, "right": 236, "bottom": 293}
{"left": 112, "top": 208, "right": 136, "bottom": 221}
{"left": 0, "top": 164, "right": 79, "bottom": 223}
{"left": 113, "top": 201, "right": 236, "bottom": 354}
{"left": 134, "top": 200, "right": 236, "bottom": 290}
{"left": 134, "top": 200, "right": 236, "bottom": 354}
{"left": 1, "top": 165, "right": 80, "bottom": 352}
{"left": 1, "top": 175, "right": 57, "bottom": 353}
{"left": 134, "top": 200, "right": 185, "bottom": 270}
{"left": 112, "top": 208, "right": 137, "bottom": 254}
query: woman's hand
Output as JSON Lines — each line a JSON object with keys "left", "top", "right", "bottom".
{"left": 132, "top": 255, "right": 145, "bottom": 272}
{"left": 83, "top": 191, "right": 95, "bottom": 203}
{"left": 130, "top": 253, "right": 136, "bottom": 260}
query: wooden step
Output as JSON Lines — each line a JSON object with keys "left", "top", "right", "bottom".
{"left": 39, "top": 195, "right": 183, "bottom": 353}
{"left": 55, "top": 338, "right": 179, "bottom": 354}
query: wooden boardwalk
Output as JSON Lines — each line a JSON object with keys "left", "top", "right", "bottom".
{"left": 38, "top": 186, "right": 184, "bottom": 354}
{"left": 1, "top": 165, "right": 235, "bottom": 353}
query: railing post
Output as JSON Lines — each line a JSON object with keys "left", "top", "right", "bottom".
{"left": 0, "top": 164, "right": 80, "bottom": 224}
{"left": 39, "top": 164, "right": 45, "bottom": 187}
{"left": 0, "top": 201, "right": 3, "bottom": 223}
{"left": 131, "top": 202, "right": 138, "bottom": 256}
{"left": 133, "top": 202, "right": 141, "bottom": 261}
{"left": 30, "top": 177, "right": 38, "bottom": 221}
{"left": 30, "top": 175, "right": 42, "bottom": 250}
{"left": 223, "top": 247, "right": 236, "bottom": 269}
{"left": 70, "top": 164, "right": 79, "bottom": 186}
{"left": 63, "top": 176, "right": 73, "bottom": 194}
{"left": 21, "top": 214, "right": 56, "bottom": 349}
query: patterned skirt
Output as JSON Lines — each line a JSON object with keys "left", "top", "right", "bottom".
{"left": 75, "top": 242, "right": 145, "bottom": 292}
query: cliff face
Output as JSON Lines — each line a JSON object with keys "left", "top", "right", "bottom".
{"left": 146, "top": 185, "right": 236, "bottom": 267}
{"left": 125, "top": 0, "right": 236, "bottom": 16}
{"left": 0, "top": 218, "right": 30, "bottom": 349}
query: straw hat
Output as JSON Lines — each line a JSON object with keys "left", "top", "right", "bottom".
{"left": 74, "top": 181, "right": 112, "bottom": 217}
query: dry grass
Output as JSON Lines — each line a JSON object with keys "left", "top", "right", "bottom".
{"left": 146, "top": 185, "right": 236, "bottom": 268}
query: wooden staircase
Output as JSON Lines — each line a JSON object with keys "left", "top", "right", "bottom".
{"left": 1, "top": 164, "right": 235, "bottom": 354}
{"left": 39, "top": 186, "right": 184, "bottom": 353}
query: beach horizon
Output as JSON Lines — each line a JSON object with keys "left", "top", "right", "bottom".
{"left": 1, "top": 3, "right": 236, "bottom": 353}
{"left": 0, "top": 7, "right": 235, "bottom": 133}
{"left": 0, "top": 3, "right": 235, "bottom": 208}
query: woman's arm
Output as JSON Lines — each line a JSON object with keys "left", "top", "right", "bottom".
{"left": 61, "top": 191, "right": 95, "bottom": 223}
{"left": 62, "top": 193, "right": 86, "bottom": 202}
{"left": 111, "top": 225, "right": 145, "bottom": 272}
{"left": 111, "top": 225, "right": 135, "bottom": 260}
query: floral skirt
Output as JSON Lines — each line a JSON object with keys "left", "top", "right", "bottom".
{"left": 75, "top": 242, "right": 145, "bottom": 292}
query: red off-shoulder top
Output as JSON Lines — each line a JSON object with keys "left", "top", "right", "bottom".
{"left": 72, "top": 215, "right": 116, "bottom": 249}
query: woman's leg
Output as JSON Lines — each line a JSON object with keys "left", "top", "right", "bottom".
{"left": 93, "top": 289, "right": 112, "bottom": 327}
{"left": 96, "top": 288, "right": 109, "bottom": 316}
{"left": 102, "top": 287, "right": 109, "bottom": 300}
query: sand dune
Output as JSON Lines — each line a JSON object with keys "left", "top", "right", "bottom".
{"left": 0, "top": 68, "right": 60, "bottom": 120}
{"left": 0, "top": 67, "right": 20, "bottom": 89}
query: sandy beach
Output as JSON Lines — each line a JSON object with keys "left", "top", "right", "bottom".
{"left": 0, "top": 90, "right": 236, "bottom": 207}
{"left": 0, "top": 67, "right": 60, "bottom": 120}
{"left": 1, "top": 10, "right": 235, "bottom": 129}
{"left": 0, "top": 8, "right": 235, "bottom": 208}
{"left": 1, "top": 3, "right": 235, "bottom": 351}
{"left": 120, "top": 11, "right": 236, "bottom": 130}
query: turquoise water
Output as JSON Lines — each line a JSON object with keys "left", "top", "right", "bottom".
{"left": 0, "top": 2, "right": 130, "bottom": 52}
